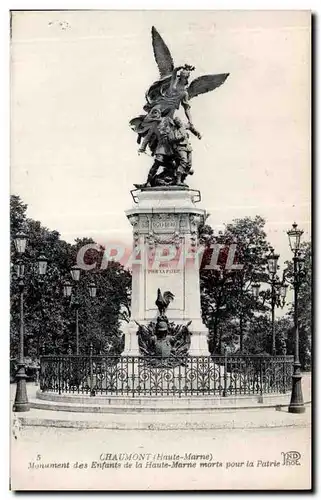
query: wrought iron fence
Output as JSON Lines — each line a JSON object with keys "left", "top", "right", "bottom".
{"left": 39, "top": 354, "right": 294, "bottom": 397}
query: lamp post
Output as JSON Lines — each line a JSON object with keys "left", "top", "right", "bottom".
{"left": 71, "top": 266, "right": 81, "bottom": 355}
{"left": 63, "top": 270, "right": 97, "bottom": 355}
{"left": 267, "top": 250, "right": 279, "bottom": 356}
{"left": 251, "top": 255, "right": 288, "bottom": 356}
{"left": 237, "top": 273, "right": 246, "bottom": 354}
{"left": 88, "top": 281, "right": 97, "bottom": 299}
{"left": 37, "top": 254, "right": 49, "bottom": 277}
{"left": 13, "top": 232, "right": 48, "bottom": 412}
{"left": 251, "top": 283, "right": 260, "bottom": 301}
{"left": 287, "top": 222, "right": 305, "bottom": 414}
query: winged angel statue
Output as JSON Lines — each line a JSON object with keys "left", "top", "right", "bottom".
{"left": 130, "top": 26, "right": 229, "bottom": 188}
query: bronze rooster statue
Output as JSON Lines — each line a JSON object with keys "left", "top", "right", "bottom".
{"left": 155, "top": 288, "right": 175, "bottom": 316}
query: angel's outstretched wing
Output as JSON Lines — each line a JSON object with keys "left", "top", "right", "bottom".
{"left": 187, "top": 73, "right": 229, "bottom": 99}
{"left": 151, "top": 26, "right": 174, "bottom": 78}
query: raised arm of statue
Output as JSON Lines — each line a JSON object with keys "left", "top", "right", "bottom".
{"left": 187, "top": 122, "right": 202, "bottom": 139}
{"left": 181, "top": 91, "right": 193, "bottom": 124}
{"left": 169, "top": 66, "right": 184, "bottom": 90}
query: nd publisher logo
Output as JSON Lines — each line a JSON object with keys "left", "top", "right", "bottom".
{"left": 281, "top": 451, "right": 301, "bottom": 466}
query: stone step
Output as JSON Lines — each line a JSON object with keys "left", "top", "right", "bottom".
{"left": 17, "top": 405, "right": 312, "bottom": 431}
{"left": 30, "top": 393, "right": 297, "bottom": 413}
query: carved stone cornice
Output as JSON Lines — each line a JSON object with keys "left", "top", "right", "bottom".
{"left": 127, "top": 214, "right": 139, "bottom": 227}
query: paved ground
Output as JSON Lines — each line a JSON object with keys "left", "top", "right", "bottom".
{"left": 10, "top": 373, "right": 312, "bottom": 490}
{"left": 11, "top": 375, "right": 312, "bottom": 430}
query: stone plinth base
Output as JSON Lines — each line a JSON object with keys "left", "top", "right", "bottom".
{"left": 125, "top": 187, "right": 209, "bottom": 356}
{"left": 122, "top": 321, "right": 140, "bottom": 356}
{"left": 189, "top": 329, "right": 209, "bottom": 356}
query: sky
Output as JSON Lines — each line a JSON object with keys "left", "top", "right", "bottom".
{"left": 11, "top": 10, "right": 311, "bottom": 268}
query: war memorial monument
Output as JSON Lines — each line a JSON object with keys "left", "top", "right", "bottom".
{"left": 14, "top": 26, "right": 298, "bottom": 413}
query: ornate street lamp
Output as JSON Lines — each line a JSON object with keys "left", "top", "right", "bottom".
{"left": 88, "top": 281, "right": 97, "bottom": 298}
{"left": 69, "top": 266, "right": 81, "bottom": 354}
{"left": 267, "top": 250, "right": 280, "bottom": 355}
{"left": 267, "top": 250, "right": 279, "bottom": 276}
{"left": 63, "top": 272, "right": 97, "bottom": 355}
{"left": 279, "top": 283, "right": 288, "bottom": 304}
{"left": 287, "top": 222, "right": 304, "bottom": 253}
{"left": 251, "top": 283, "right": 260, "bottom": 300}
{"left": 63, "top": 280, "right": 73, "bottom": 297}
{"left": 13, "top": 233, "right": 48, "bottom": 412}
{"left": 70, "top": 265, "right": 81, "bottom": 282}
{"left": 13, "top": 231, "right": 28, "bottom": 412}
{"left": 287, "top": 222, "right": 305, "bottom": 414}
{"left": 37, "top": 254, "right": 49, "bottom": 276}
{"left": 13, "top": 231, "right": 27, "bottom": 255}
{"left": 254, "top": 251, "right": 287, "bottom": 355}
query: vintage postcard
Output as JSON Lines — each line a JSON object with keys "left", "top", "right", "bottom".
{"left": 10, "top": 10, "right": 311, "bottom": 491}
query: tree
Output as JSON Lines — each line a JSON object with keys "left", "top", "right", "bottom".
{"left": 244, "top": 315, "right": 292, "bottom": 356}
{"left": 67, "top": 238, "right": 132, "bottom": 354}
{"left": 10, "top": 197, "right": 74, "bottom": 358}
{"left": 200, "top": 216, "right": 270, "bottom": 354}
{"left": 10, "top": 195, "right": 27, "bottom": 236}
{"left": 10, "top": 195, "right": 132, "bottom": 359}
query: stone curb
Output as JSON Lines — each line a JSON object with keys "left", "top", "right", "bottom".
{"left": 18, "top": 416, "right": 310, "bottom": 431}
{"left": 29, "top": 401, "right": 298, "bottom": 413}
{"left": 35, "top": 390, "right": 291, "bottom": 407}
{"left": 29, "top": 397, "right": 311, "bottom": 414}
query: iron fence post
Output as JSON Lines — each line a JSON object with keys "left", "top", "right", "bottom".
{"left": 223, "top": 351, "right": 228, "bottom": 397}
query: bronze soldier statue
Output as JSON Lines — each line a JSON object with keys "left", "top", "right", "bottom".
{"left": 130, "top": 26, "right": 229, "bottom": 188}
{"left": 172, "top": 117, "right": 201, "bottom": 185}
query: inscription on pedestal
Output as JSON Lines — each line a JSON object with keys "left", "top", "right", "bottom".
{"left": 152, "top": 214, "right": 177, "bottom": 233}
{"left": 145, "top": 267, "right": 185, "bottom": 312}
{"left": 144, "top": 239, "right": 185, "bottom": 313}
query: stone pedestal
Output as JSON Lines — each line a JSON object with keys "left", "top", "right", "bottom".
{"left": 124, "top": 187, "right": 209, "bottom": 356}
{"left": 122, "top": 321, "right": 140, "bottom": 356}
